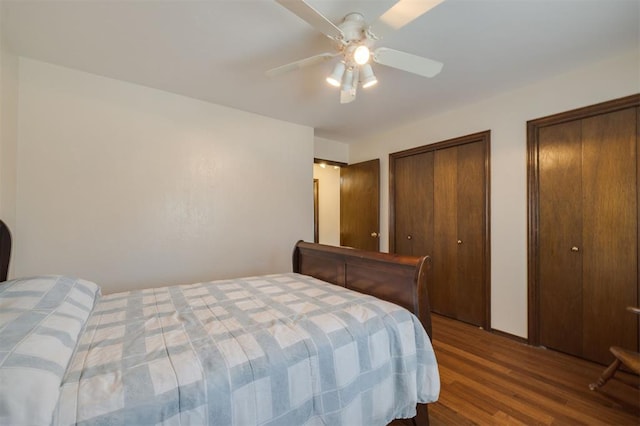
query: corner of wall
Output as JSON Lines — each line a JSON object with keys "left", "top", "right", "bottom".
{"left": 0, "top": 6, "right": 20, "bottom": 269}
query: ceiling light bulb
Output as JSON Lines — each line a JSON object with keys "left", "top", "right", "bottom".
{"left": 353, "top": 45, "right": 370, "bottom": 65}
{"left": 326, "top": 62, "right": 345, "bottom": 87}
{"left": 360, "top": 64, "right": 378, "bottom": 88}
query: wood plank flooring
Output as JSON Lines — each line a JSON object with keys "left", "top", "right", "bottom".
{"left": 429, "top": 314, "right": 640, "bottom": 425}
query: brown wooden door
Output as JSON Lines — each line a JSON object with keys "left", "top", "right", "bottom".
{"left": 433, "top": 147, "right": 458, "bottom": 318}
{"left": 456, "top": 141, "right": 487, "bottom": 325}
{"left": 538, "top": 120, "right": 584, "bottom": 357}
{"left": 390, "top": 132, "right": 490, "bottom": 329}
{"left": 581, "top": 108, "right": 638, "bottom": 364}
{"left": 433, "top": 141, "right": 487, "bottom": 325}
{"left": 340, "top": 159, "right": 380, "bottom": 251}
{"left": 393, "top": 152, "right": 434, "bottom": 256}
{"left": 533, "top": 99, "right": 639, "bottom": 365}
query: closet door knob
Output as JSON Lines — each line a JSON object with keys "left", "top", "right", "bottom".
{"left": 371, "top": 232, "right": 379, "bottom": 238}
{"left": 571, "top": 246, "right": 580, "bottom": 252}
{"left": 407, "top": 235, "right": 412, "bottom": 240}
{"left": 457, "top": 240, "right": 463, "bottom": 244}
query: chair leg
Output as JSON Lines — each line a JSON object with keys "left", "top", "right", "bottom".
{"left": 589, "top": 358, "right": 621, "bottom": 390}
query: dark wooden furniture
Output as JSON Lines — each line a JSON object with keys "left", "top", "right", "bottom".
{"left": 389, "top": 131, "right": 491, "bottom": 329}
{"left": 293, "top": 241, "right": 434, "bottom": 426}
{"left": 589, "top": 306, "right": 640, "bottom": 390}
{"left": 293, "top": 240, "right": 433, "bottom": 338}
{"left": 528, "top": 94, "right": 640, "bottom": 365}
{"left": 0, "top": 220, "right": 11, "bottom": 282}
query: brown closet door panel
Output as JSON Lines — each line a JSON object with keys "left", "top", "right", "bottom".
{"left": 456, "top": 141, "right": 485, "bottom": 326}
{"left": 433, "top": 148, "right": 458, "bottom": 317}
{"left": 394, "top": 155, "right": 415, "bottom": 255}
{"left": 393, "top": 152, "right": 434, "bottom": 256}
{"left": 582, "top": 108, "right": 638, "bottom": 364}
{"left": 538, "top": 121, "right": 583, "bottom": 357}
{"left": 411, "top": 152, "right": 434, "bottom": 258}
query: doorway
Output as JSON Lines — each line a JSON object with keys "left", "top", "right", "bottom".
{"left": 313, "top": 161, "right": 342, "bottom": 246}
{"left": 313, "top": 158, "right": 380, "bottom": 251}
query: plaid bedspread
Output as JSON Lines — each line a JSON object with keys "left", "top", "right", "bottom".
{"left": 53, "top": 273, "right": 440, "bottom": 425}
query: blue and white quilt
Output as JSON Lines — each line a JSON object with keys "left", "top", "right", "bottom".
{"left": 1, "top": 273, "right": 440, "bottom": 425}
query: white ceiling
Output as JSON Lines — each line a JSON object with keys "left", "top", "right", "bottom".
{"left": 2, "top": 0, "right": 638, "bottom": 143}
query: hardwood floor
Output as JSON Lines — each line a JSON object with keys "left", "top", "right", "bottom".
{"left": 429, "top": 314, "right": 640, "bottom": 425}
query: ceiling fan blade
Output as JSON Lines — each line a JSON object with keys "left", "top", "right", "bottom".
{"left": 276, "top": 0, "right": 343, "bottom": 40}
{"left": 266, "top": 52, "right": 337, "bottom": 77}
{"left": 370, "top": 0, "right": 445, "bottom": 39}
{"left": 373, "top": 47, "right": 443, "bottom": 78}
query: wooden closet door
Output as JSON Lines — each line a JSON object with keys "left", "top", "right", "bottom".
{"left": 433, "top": 147, "right": 458, "bottom": 318}
{"left": 538, "top": 121, "right": 583, "bottom": 357}
{"left": 532, "top": 98, "right": 639, "bottom": 365}
{"left": 581, "top": 108, "right": 638, "bottom": 364}
{"left": 456, "top": 141, "right": 486, "bottom": 325}
{"left": 391, "top": 131, "right": 490, "bottom": 329}
{"left": 433, "top": 141, "right": 487, "bottom": 326}
{"left": 393, "top": 152, "right": 434, "bottom": 256}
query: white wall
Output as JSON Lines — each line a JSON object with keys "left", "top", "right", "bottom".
{"left": 15, "top": 58, "right": 313, "bottom": 293}
{"left": 0, "top": 3, "right": 19, "bottom": 258}
{"left": 313, "top": 163, "right": 340, "bottom": 246}
{"left": 350, "top": 49, "right": 640, "bottom": 338}
{"left": 314, "top": 136, "right": 349, "bottom": 163}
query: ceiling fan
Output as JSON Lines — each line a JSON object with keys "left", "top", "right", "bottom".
{"left": 267, "top": 0, "right": 445, "bottom": 104}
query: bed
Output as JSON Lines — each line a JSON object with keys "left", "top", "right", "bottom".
{"left": 0, "top": 232, "right": 440, "bottom": 425}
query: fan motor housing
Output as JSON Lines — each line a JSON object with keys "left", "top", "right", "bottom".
{"left": 339, "top": 13, "right": 368, "bottom": 44}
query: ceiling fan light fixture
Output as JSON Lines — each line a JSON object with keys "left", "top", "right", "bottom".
{"left": 326, "top": 61, "right": 345, "bottom": 87}
{"left": 360, "top": 64, "right": 378, "bottom": 88}
{"left": 353, "top": 45, "right": 370, "bottom": 65}
{"left": 272, "top": 0, "right": 445, "bottom": 104}
{"left": 341, "top": 67, "right": 354, "bottom": 92}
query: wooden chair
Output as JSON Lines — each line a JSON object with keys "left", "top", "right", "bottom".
{"left": 589, "top": 306, "right": 640, "bottom": 390}
{"left": 0, "top": 219, "right": 11, "bottom": 282}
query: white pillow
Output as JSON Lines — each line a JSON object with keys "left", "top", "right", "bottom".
{"left": 0, "top": 276, "right": 100, "bottom": 425}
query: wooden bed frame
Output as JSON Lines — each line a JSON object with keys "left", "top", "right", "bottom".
{"left": 0, "top": 220, "right": 11, "bottom": 282}
{"left": 292, "top": 240, "right": 433, "bottom": 425}
{"left": 293, "top": 240, "right": 432, "bottom": 338}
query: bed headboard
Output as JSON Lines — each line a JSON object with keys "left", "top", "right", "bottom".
{"left": 292, "top": 241, "right": 432, "bottom": 339}
{"left": 0, "top": 220, "right": 11, "bottom": 282}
